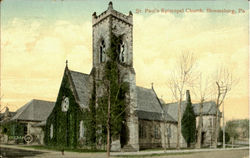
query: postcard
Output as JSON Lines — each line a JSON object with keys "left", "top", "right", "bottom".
{"left": 0, "top": 0, "right": 249, "bottom": 157}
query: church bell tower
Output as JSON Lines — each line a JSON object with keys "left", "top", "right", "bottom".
{"left": 91, "top": 2, "right": 139, "bottom": 151}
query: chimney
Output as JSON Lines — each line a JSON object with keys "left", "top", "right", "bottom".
{"left": 186, "top": 90, "right": 191, "bottom": 103}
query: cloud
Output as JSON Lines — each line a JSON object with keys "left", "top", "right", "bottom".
{"left": 133, "top": 12, "right": 248, "bottom": 119}
{"left": 1, "top": 18, "right": 92, "bottom": 110}
{"left": 1, "top": 10, "right": 248, "bottom": 119}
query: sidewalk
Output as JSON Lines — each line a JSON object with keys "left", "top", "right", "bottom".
{"left": 0, "top": 144, "right": 249, "bottom": 157}
{"left": 111, "top": 147, "right": 250, "bottom": 156}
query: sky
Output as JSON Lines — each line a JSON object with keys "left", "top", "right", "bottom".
{"left": 0, "top": 0, "right": 249, "bottom": 121}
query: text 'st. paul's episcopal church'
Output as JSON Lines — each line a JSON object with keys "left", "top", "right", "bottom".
{"left": 45, "top": 2, "right": 219, "bottom": 151}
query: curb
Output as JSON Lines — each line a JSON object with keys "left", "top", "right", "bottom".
{"left": 111, "top": 147, "right": 250, "bottom": 156}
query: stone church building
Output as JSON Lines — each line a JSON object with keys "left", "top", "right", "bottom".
{"left": 45, "top": 2, "right": 219, "bottom": 151}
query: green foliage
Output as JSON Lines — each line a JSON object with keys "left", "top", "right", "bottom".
{"left": 96, "top": 33, "right": 128, "bottom": 143}
{"left": 181, "top": 97, "right": 196, "bottom": 147}
{"left": 45, "top": 32, "right": 129, "bottom": 149}
{"left": 45, "top": 71, "right": 85, "bottom": 148}
{"left": 85, "top": 80, "right": 97, "bottom": 148}
{"left": 23, "top": 145, "right": 105, "bottom": 152}
{"left": 225, "top": 119, "right": 249, "bottom": 139}
{"left": 1, "top": 121, "right": 25, "bottom": 137}
{"left": 218, "top": 130, "right": 230, "bottom": 143}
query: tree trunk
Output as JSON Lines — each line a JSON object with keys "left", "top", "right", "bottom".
{"left": 107, "top": 82, "right": 111, "bottom": 158}
{"left": 215, "top": 115, "right": 220, "bottom": 147}
{"left": 163, "top": 121, "right": 167, "bottom": 151}
{"left": 196, "top": 100, "right": 203, "bottom": 149}
{"left": 212, "top": 109, "right": 219, "bottom": 148}
{"left": 176, "top": 97, "right": 182, "bottom": 149}
{"left": 167, "top": 124, "right": 171, "bottom": 148}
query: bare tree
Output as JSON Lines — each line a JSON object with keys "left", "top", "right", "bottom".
{"left": 212, "top": 67, "right": 234, "bottom": 148}
{"left": 168, "top": 51, "right": 196, "bottom": 149}
{"left": 192, "top": 73, "right": 212, "bottom": 148}
{"left": 101, "top": 78, "right": 130, "bottom": 158}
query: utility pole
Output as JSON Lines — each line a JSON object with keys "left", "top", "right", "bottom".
{"left": 223, "top": 102, "right": 225, "bottom": 148}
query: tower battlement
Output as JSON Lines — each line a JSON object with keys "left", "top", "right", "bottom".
{"left": 92, "top": 1, "right": 133, "bottom": 26}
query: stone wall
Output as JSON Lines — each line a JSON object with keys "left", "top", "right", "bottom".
{"left": 92, "top": 4, "right": 138, "bottom": 151}
{"left": 196, "top": 115, "right": 217, "bottom": 146}
{"left": 28, "top": 122, "right": 44, "bottom": 145}
{"left": 139, "top": 119, "right": 162, "bottom": 149}
{"left": 138, "top": 119, "right": 188, "bottom": 149}
{"left": 160, "top": 122, "right": 187, "bottom": 148}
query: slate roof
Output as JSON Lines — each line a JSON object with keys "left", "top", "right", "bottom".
{"left": 136, "top": 87, "right": 176, "bottom": 122}
{"left": 67, "top": 69, "right": 176, "bottom": 122}
{"left": 66, "top": 69, "right": 218, "bottom": 123}
{"left": 163, "top": 101, "right": 219, "bottom": 122}
{"left": 193, "top": 101, "right": 218, "bottom": 115}
{"left": 69, "top": 70, "right": 91, "bottom": 108}
{"left": 11, "top": 99, "right": 55, "bottom": 122}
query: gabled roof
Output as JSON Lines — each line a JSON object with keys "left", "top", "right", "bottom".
{"left": 66, "top": 69, "right": 179, "bottom": 122}
{"left": 136, "top": 87, "right": 162, "bottom": 114}
{"left": 193, "top": 101, "right": 218, "bottom": 115}
{"left": 136, "top": 87, "right": 176, "bottom": 122}
{"left": 68, "top": 70, "right": 91, "bottom": 108}
{"left": 11, "top": 99, "right": 55, "bottom": 122}
{"left": 163, "top": 101, "right": 219, "bottom": 122}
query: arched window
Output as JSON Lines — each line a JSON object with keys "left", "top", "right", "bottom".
{"left": 100, "top": 40, "right": 106, "bottom": 63}
{"left": 50, "top": 124, "right": 53, "bottom": 139}
{"left": 79, "top": 120, "right": 84, "bottom": 138}
{"left": 118, "top": 41, "right": 125, "bottom": 63}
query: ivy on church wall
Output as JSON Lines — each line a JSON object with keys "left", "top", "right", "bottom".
{"left": 84, "top": 77, "right": 97, "bottom": 148}
{"left": 1, "top": 121, "right": 26, "bottom": 144}
{"left": 44, "top": 71, "right": 86, "bottom": 148}
{"left": 44, "top": 32, "right": 130, "bottom": 149}
{"left": 95, "top": 32, "right": 129, "bottom": 145}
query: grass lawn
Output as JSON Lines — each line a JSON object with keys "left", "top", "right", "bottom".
{"left": 22, "top": 145, "right": 105, "bottom": 153}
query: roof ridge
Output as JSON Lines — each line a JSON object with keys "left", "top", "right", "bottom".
{"left": 32, "top": 99, "right": 55, "bottom": 103}
{"left": 165, "top": 101, "right": 186, "bottom": 105}
{"left": 136, "top": 86, "right": 152, "bottom": 91}
{"left": 68, "top": 69, "right": 89, "bottom": 76}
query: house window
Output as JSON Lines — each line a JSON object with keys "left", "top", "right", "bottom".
{"left": 139, "top": 124, "right": 146, "bottom": 139}
{"left": 154, "top": 125, "right": 160, "bottom": 139}
{"left": 167, "top": 126, "right": 172, "bottom": 138}
{"left": 118, "top": 41, "right": 125, "bottom": 63}
{"left": 100, "top": 40, "right": 106, "bottom": 63}
{"left": 50, "top": 124, "right": 53, "bottom": 139}
{"left": 79, "top": 120, "right": 84, "bottom": 138}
